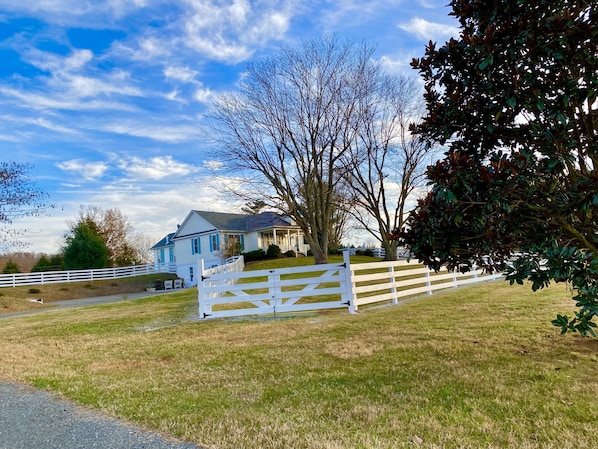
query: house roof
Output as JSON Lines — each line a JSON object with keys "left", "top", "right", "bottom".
{"left": 245, "top": 211, "right": 293, "bottom": 231}
{"left": 159, "top": 210, "right": 302, "bottom": 244}
{"left": 193, "top": 210, "right": 298, "bottom": 232}
{"left": 150, "top": 232, "right": 175, "bottom": 249}
{"left": 194, "top": 211, "right": 248, "bottom": 231}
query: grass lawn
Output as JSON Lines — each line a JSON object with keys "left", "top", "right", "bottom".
{"left": 0, "top": 273, "right": 177, "bottom": 314}
{"left": 0, "top": 266, "right": 596, "bottom": 448}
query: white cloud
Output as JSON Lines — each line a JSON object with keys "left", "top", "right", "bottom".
{"left": 23, "top": 47, "right": 142, "bottom": 98}
{"left": 164, "top": 66, "right": 199, "bottom": 83}
{"left": 27, "top": 117, "right": 79, "bottom": 134}
{"left": 164, "top": 89, "right": 185, "bottom": 102}
{"left": 0, "top": 113, "right": 78, "bottom": 135}
{"left": 56, "top": 159, "right": 109, "bottom": 180}
{"left": 0, "top": 0, "right": 149, "bottom": 22}
{"left": 118, "top": 155, "right": 201, "bottom": 180}
{"left": 162, "top": 66, "right": 215, "bottom": 103}
{"left": 0, "top": 87, "right": 139, "bottom": 111}
{"left": 12, "top": 176, "right": 238, "bottom": 254}
{"left": 193, "top": 85, "right": 214, "bottom": 104}
{"left": 398, "top": 17, "right": 459, "bottom": 42}
{"left": 100, "top": 121, "right": 199, "bottom": 143}
{"left": 1, "top": 41, "right": 141, "bottom": 112}
{"left": 59, "top": 73, "right": 141, "bottom": 98}
{"left": 181, "top": 0, "right": 293, "bottom": 63}
{"left": 203, "top": 160, "right": 223, "bottom": 171}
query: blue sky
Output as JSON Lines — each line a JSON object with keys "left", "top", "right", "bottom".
{"left": 0, "top": 0, "right": 459, "bottom": 254}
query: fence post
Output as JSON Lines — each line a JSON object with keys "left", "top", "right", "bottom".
{"left": 197, "top": 259, "right": 211, "bottom": 319}
{"left": 389, "top": 265, "right": 398, "bottom": 305}
{"left": 342, "top": 250, "right": 357, "bottom": 313}
{"left": 269, "top": 271, "right": 281, "bottom": 314}
{"left": 425, "top": 269, "right": 432, "bottom": 295}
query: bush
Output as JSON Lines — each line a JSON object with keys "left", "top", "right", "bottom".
{"left": 1, "top": 260, "right": 20, "bottom": 274}
{"left": 242, "top": 249, "right": 266, "bottom": 263}
{"left": 355, "top": 249, "right": 364, "bottom": 256}
{"left": 364, "top": 248, "right": 375, "bottom": 257}
{"left": 266, "top": 244, "right": 282, "bottom": 259}
{"left": 284, "top": 250, "right": 296, "bottom": 258}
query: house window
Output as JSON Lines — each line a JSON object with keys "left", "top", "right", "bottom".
{"left": 210, "top": 234, "right": 220, "bottom": 252}
{"left": 191, "top": 237, "right": 201, "bottom": 255}
{"left": 189, "top": 266, "right": 194, "bottom": 282}
{"left": 159, "top": 249, "right": 165, "bottom": 263}
{"left": 168, "top": 248, "right": 174, "bottom": 263}
{"left": 261, "top": 232, "right": 274, "bottom": 247}
{"left": 226, "top": 234, "right": 245, "bottom": 252}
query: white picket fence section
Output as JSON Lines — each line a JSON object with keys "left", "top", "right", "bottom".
{"left": 197, "top": 252, "right": 501, "bottom": 319}
{"left": 200, "top": 256, "right": 245, "bottom": 279}
{"left": 0, "top": 263, "right": 177, "bottom": 288}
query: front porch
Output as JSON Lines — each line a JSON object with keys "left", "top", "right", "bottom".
{"left": 260, "top": 229, "right": 309, "bottom": 255}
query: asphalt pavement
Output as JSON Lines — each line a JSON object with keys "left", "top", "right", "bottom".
{"left": 0, "top": 382, "right": 202, "bottom": 449}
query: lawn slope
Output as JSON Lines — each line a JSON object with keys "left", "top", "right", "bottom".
{"left": 0, "top": 273, "right": 596, "bottom": 448}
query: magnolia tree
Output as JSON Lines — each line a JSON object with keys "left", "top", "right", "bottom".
{"left": 401, "top": 0, "right": 598, "bottom": 335}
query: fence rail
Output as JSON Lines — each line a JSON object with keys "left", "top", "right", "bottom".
{"left": 0, "top": 263, "right": 177, "bottom": 288}
{"left": 197, "top": 252, "right": 500, "bottom": 319}
{"left": 198, "top": 260, "right": 350, "bottom": 319}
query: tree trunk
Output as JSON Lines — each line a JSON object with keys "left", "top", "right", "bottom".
{"left": 382, "top": 239, "right": 399, "bottom": 261}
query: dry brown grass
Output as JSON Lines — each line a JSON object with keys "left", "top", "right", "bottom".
{"left": 0, "top": 280, "right": 597, "bottom": 449}
{"left": 0, "top": 274, "right": 176, "bottom": 314}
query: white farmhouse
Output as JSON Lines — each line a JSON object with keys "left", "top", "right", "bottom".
{"left": 151, "top": 210, "right": 309, "bottom": 286}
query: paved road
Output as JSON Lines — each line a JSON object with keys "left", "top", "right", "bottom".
{"left": 0, "top": 382, "right": 202, "bottom": 449}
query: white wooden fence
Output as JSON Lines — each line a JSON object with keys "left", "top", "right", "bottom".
{"left": 197, "top": 252, "right": 500, "bottom": 319}
{"left": 0, "top": 263, "right": 177, "bottom": 288}
{"left": 200, "top": 256, "right": 245, "bottom": 279}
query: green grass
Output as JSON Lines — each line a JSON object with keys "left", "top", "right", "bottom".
{"left": 0, "top": 273, "right": 177, "bottom": 314}
{"left": 0, "top": 262, "right": 596, "bottom": 449}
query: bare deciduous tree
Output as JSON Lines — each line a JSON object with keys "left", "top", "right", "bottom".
{"left": 72, "top": 206, "right": 149, "bottom": 266}
{"left": 344, "top": 75, "right": 434, "bottom": 260}
{"left": 0, "top": 162, "right": 51, "bottom": 250}
{"left": 207, "top": 35, "right": 390, "bottom": 264}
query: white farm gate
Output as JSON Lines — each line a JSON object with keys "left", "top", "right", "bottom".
{"left": 197, "top": 252, "right": 500, "bottom": 319}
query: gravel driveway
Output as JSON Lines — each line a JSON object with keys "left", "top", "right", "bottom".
{"left": 0, "top": 381, "right": 202, "bottom": 449}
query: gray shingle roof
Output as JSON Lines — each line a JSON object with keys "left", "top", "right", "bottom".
{"left": 193, "top": 211, "right": 248, "bottom": 231}
{"left": 194, "top": 210, "right": 295, "bottom": 232}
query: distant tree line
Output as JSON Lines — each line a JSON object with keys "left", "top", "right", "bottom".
{"left": 0, "top": 205, "right": 152, "bottom": 273}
